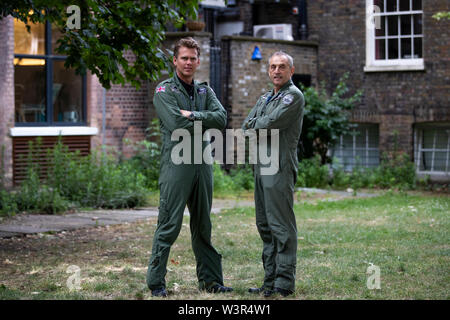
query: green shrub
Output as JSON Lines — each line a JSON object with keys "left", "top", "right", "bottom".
{"left": 297, "top": 155, "right": 330, "bottom": 188}
{"left": 0, "top": 138, "right": 150, "bottom": 216}
{"left": 0, "top": 189, "right": 18, "bottom": 217}
{"left": 213, "top": 162, "right": 235, "bottom": 193}
{"left": 298, "top": 152, "right": 417, "bottom": 191}
{"left": 124, "top": 119, "right": 161, "bottom": 190}
{"left": 229, "top": 164, "right": 254, "bottom": 191}
{"left": 373, "top": 152, "right": 416, "bottom": 190}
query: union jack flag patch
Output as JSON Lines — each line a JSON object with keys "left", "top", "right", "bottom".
{"left": 156, "top": 86, "right": 166, "bottom": 93}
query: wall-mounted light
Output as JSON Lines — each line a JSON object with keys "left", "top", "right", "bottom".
{"left": 252, "top": 46, "right": 262, "bottom": 61}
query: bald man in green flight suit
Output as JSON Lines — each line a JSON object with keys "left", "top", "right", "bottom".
{"left": 243, "top": 51, "right": 305, "bottom": 297}
{"left": 147, "top": 37, "right": 232, "bottom": 297}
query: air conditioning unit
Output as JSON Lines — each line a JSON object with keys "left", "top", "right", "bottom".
{"left": 253, "top": 24, "right": 294, "bottom": 41}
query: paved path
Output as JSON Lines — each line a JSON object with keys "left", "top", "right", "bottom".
{"left": 0, "top": 188, "right": 379, "bottom": 239}
{"left": 0, "top": 200, "right": 255, "bottom": 239}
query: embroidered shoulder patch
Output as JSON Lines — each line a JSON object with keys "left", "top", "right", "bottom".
{"left": 282, "top": 94, "right": 294, "bottom": 105}
{"left": 156, "top": 86, "right": 165, "bottom": 93}
{"left": 197, "top": 87, "right": 207, "bottom": 94}
{"left": 170, "top": 85, "right": 180, "bottom": 93}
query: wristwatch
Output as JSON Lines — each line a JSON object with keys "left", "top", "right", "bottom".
{"left": 188, "top": 112, "right": 196, "bottom": 121}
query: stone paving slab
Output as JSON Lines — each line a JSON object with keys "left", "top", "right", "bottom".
{"left": 0, "top": 208, "right": 161, "bottom": 239}
{"left": 0, "top": 190, "right": 380, "bottom": 239}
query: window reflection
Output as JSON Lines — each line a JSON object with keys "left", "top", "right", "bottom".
{"left": 53, "top": 61, "right": 82, "bottom": 123}
{"left": 14, "top": 18, "right": 85, "bottom": 125}
{"left": 14, "top": 19, "right": 45, "bottom": 55}
{"left": 51, "top": 24, "right": 63, "bottom": 55}
{"left": 14, "top": 59, "right": 46, "bottom": 123}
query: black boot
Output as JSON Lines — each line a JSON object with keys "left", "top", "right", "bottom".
{"left": 273, "top": 287, "right": 293, "bottom": 297}
{"left": 206, "top": 284, "right": 233, "bottom": 293}
{"left": 151, "top": 287, "right": 168, "bottom": 297}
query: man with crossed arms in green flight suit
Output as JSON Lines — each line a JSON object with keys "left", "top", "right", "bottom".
{"left": 147, "top": 37, "right": 232, "bottom": 297}
{"left": 243, "top": 51, "right": 305, "bottom": 297}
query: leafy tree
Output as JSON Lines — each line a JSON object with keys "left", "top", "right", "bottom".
{"left": 1, "top": 0, "right": 199, "bottom": 89}
{"left": 432, "top": 11, "right": 450, "bottom": 20}
{"left": 298, "top": 73, "right": 363, "bottom": 164}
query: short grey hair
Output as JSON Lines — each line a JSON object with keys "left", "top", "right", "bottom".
{"left": 268, "top": 51, "right": 294, "bottom": 68}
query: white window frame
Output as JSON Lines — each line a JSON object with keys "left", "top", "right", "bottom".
{"left": 9, "top": 127, "right": 98, "bottom": 137}
{"left": 365, "top": 0, "right": 424, "bottom": 72}
{"left": 414, "top": 124, "right": 450, "bottom": 177}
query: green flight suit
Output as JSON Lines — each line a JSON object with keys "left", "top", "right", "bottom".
{"left": 146, "top": 75, "right": 227, "bottom": 291}
{"left": 242, "top": 79, "right": 305, "bottom": 292}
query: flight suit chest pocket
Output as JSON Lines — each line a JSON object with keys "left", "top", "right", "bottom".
{"left": 265, "top": 100, "right": 280, "bottom": 115}
{"left": 195, "top": 89, "right": 207, "bottom": 111}
{"left": 175, "top": 95, "right": 191, "bottom": 110}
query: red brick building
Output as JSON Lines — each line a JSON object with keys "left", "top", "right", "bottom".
{"left": 221, "top": 0, "right": 450, "bottom": 181}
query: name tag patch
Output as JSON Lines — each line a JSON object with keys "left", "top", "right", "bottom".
{"left": 197, "top": 87, "right": 207, "bottom": 95}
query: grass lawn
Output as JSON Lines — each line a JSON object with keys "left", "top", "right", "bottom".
{"left": 0, "top": 192, "right": 448, "bottom": 300}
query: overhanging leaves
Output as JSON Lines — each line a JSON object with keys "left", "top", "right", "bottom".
{"left": 1, "top": 0, "right": 199, "bottom": 89}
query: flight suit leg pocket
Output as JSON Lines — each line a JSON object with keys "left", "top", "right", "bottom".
{"left": 157, "top": 197, "right": 169, "bottom": 226}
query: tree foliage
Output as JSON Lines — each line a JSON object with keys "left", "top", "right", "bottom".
{"left": 298, "top": 73, "right": 363, "bottom": 164}
{"left": 432, "top": 11, "right": 450, "bottom": 20}
{"left": 1, "top": 0, "right": 199, "bottom": 89}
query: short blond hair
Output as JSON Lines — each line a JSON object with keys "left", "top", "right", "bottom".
{"left": 174, "top": 37, "right": 201, "bottom": 58}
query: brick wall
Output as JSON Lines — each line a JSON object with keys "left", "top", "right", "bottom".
{"left": 252, "top": 1, "right": 300, "bottom": 38}
{"left": 0, "top": 16, "right": 14, "bottom": 187}
{"left": 102, "top": 50, "right": 150, "bottom": 158}
{"left": 307, "top": 0, "right": 450, "bottom": 156}
{"left": 221, "top": 36, "right": 318, "bottom": 129}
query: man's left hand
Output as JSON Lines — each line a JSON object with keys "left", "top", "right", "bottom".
{"left": 180, "top": 109, "right": 192, "bottom": 118}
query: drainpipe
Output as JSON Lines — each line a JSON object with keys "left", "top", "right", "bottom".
{"left": 102, "top": 87, "right": 106, "bottom": 151}
{"left": 298, "top": 0, "right": 308, "bottom": 40}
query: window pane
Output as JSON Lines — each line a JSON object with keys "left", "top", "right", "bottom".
{"left": 413, "top": 37, "right": 422, "bottom": 58}
{"left": 413, "top": 14, "right": 422, "bottom": 34}
{"left": 387, "top": 15, "right": 398, "bottom": 35}
{"left": 400, "top": 15, "right": 411, "bottom": 35}
{"left": 53, "top": 61, "right": 83, "bottom": 123}
{"left": 342, "top": 135, "right": 353, "bottom": 148}
{"left": 401, "top": 38, "right": 412, "bottom": 58}
{"left": 412, "top": 0, "right": 422, "bottom": 10}
{"left": 51, "top": 24, "right": 64, "bottom": 55}
{"left": 423, "top": 129, "right": 435, "bottom": 148}
{"left": 386, "top": 0, "right": 397, "bottom": 12}
{"left": 368, "top": 150, "right": 380, "bottom": 167}
{"left": 14, "top": 19, "right": 45, "bottom": 55}
{"left": 375, "top": 39, "right": 386, "bottom": 59}
{"left": 435, "top": 130, "right": 450, "bottom": 149}
{"left": 14, "top": 59, "right": 46, "bottom": 123}
{"left": 374, "top": 0, "right": 384, "bottom": 12}
{"left": 331, "top": 124, "right": 380, "bottom": 170}
{"left": 399, "top": 0, "right": 410, "bottom": 11}
{"left": 376, "top": 16, "right": 386, "bottom": 36}
{"left": 421, "top": 152, "right": 432, "bottom": 170}
{"left": 434, "top": 152, "right": 447, "bottom": 171}
{"left": 388, "top": 38, "right": 399, "bottom": 59}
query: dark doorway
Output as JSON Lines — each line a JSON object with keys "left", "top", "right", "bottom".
{"left": 292, "top": 74, "right": 311, "bottom": 89}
